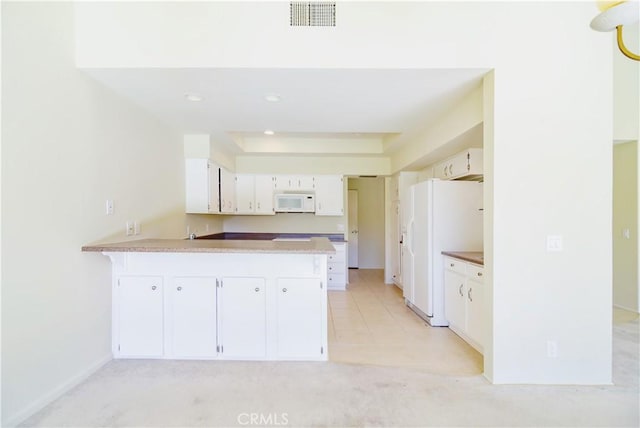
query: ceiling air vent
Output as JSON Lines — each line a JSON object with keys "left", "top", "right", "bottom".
{"left": 290, "top": 2, "right": 336, "bottom": 27}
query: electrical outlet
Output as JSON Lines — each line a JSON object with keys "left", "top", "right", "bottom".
{"left": 547, "top": 341, "right": 558, "bottom": 358}
{"left": 105, "top": 200, "right": 114, "bottom": 215}
{"left": 134, "top": 221, "right": 141, "bottom": 235}
{"left": 126, "top": 221, "right": 135, "bottom": 236}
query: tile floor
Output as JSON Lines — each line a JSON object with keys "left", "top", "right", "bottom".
{"left": 328, "top": 269, "right": 484, "bottom": 376}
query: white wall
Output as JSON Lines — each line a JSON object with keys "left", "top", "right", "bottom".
{"left": 70, "top": 0, "right": 614, "bottom": 385}
{"left": 235, "top": 156, "right": 390, "bottom": 176}
{"left": 613, "top": 142, "right": 639, "bottom": 312}
{"left": 0, "top": 3, "right": 221, "bottom": 425}
{"left": 348, "top": 178, "right": 385, "bottom": 269}
{"left": 613, "top": 23, "right": 639, "bottom": 142}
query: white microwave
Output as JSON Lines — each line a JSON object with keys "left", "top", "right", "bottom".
{"left": 274, "top": 193, "right": 315, "bottom": 213}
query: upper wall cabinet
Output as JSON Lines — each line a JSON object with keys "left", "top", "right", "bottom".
{"left": 435, "top": 148, "right": 483, "bottom": 180}
{"left": 219, "top": 167, "right": 236, "bottom": 214}
{"left": 314, "top": 175, "right": 344, "bottom": 216}
{"left": 235, "top": 174, "right": 275, "bottom": 215}
{"left": 273, "top": 175, "right": 315, "bottom": 191}
{"left": 185, "top": 159, "right": 219, "bottom": 214}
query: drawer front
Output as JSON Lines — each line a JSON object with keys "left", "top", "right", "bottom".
{"left": 328, "top": 274, "right": 346, "bottom": 288}
{"left": 444, "top": 257, "right": 466, "bottom": 274}
{"left": 328, "top": 252, "right": 344, "bottom": 263}
{"left": 328, "top": 262, "right": 345, "bottom": 274}
{"left": 467, "top": 264, "right": 484, "bottom": 282}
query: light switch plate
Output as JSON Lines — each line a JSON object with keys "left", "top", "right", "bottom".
{"left": 546, "top": 235, "right": 563, "bottom": 252}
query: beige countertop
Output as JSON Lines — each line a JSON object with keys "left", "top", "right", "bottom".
{"left": 441, "top": 251, "right": 484, "bottom": 266}
{"left": 82, "top": 237, "right": 336, "bottom": 254}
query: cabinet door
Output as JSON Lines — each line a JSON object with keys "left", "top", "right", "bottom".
{"left": 219, "top": 277, "right": 267, "bottom": 358}
{"left": 220, "top": 167, "right": 236, "bottom": 213}
{"left": 314, "top": 175, "right": 344, "bottom": 216}
{"left": 235, "top": 174, "right": 255, "bottom": 214}
{"left": 273, "top": 175, "right": 293, "bottom": 191}
{"left": 254, "top": 175, "right": 275, "bottom": 214}
{"left": 170, "top": 277, "right": 217, "bottom": 358}
{"left": 117, "top": 276, "right": 164, "bottom": 357}
{"left": 465, "top": 269, "right": 484, "bottom": 349}
{"left": 297, "top": 175, "right": 315, "bottom": 190}
{"left": 276, "top": 278, "right": 323, "bottom": 358}
{"left": 186, "top": 159, "right": 213, "bottom": 213}
{"left": 444, "top": 269, "right": 466, "bottom": 332}
{"left": 208, "top": 161, "right": 220, "bottom": 213}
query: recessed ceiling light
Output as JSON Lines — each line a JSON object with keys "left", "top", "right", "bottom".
{"left": 264, "top": 130, "right": 275, "bottom": 136}
{"left": 264, "top": 94, "right": 281, "bottom": 102}
{"left": 184, "top": 93, "right": 204, "bottom": 102}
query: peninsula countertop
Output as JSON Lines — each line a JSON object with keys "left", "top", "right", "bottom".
{"left": 82, "top": 237, "right": 336, "bottom": 254}
{"left": 441, "top": 251, "right": 484, "bottom": 266}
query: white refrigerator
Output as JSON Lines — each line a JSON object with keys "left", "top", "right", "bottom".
{"left": 402, "top": 179, "right": 483, "bottom": 326}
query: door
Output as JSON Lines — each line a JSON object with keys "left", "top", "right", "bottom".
{"left": 276, "top": 278, "right": 323, "bottom": 358}
{"left": 348, "top": 190, "right": 359, "bottom": 268}
{"left": 117, "top": 276, "right": 164, "bottom": 357}
{"left": 219, "top": 277, "right": 267, "bottom": 358}
{"left": 170, "top": 276, "right": 217, "bottom": 358}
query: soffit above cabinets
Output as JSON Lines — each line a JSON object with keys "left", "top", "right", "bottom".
{"left": 82, "top": 67, "right": 487, "bottom": 158}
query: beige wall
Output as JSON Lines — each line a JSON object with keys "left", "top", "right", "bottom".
{"left": 222, "top": 214, "right": 345, "bottom": 235}
{"left": 613, "top": 141, "right": 639, "bottom": 311}
{"left": 1, "top": 3, "right": 220, "bottom": 425}
{"left": 348, "top": 178, "right": 386, "bottom": 269}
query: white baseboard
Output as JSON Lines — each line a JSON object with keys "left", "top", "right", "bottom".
{"left": 4, "top": 353, "right": 112, "bottom": 427}
{"left": 613, "top": 303, "right": 640, "bottom": 314}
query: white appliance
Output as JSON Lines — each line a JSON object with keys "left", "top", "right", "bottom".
{"left": 402, "top": 179, "right": 483, "bottom": 326}
{"left": 274, "top": 193, "right": 315, "bottom": 213}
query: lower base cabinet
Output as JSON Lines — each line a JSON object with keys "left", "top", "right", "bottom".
{"left": 219, "top": 277, "right": 266, "bottom": 359}
{"left": 170, "top": 276, "right": 217, "bottom": 358}
{"left": 443, "top": 257, "right": 484, "bottom": 353}
{"left": 114, "top": 267, "right": 326, "bottom": 361}
{"left": 276, "top": 278, "right": 324, "bottom": 358}
{"left": 327, "top": 242, "right": 347, "bottom": 290}
{"left": 117, "top": 276, "right": 164, "bottom": 358}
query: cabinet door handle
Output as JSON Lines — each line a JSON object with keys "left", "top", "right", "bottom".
{"left": 257, "top": 202, "right": 261, "bottom": 210}
{"left": 449, "top": 164, "right": 453, "bottom": 175}
{"left": 249, "top": 202, "right": 252, "bottom": 210}
{"left": 151, "top": 285, "right": 157, "bottom": 291}
{"left": 459, "top": 284, "right": 463, "bottom": 296}
{"left": 450, "top": 263, "right": 455, "bottom": 267}
{"left": 255, "top": 287, "right": 260, "bottom": 292}
{"left": 282, "top": 288, "right": 288, "bottom": 293}
{"left": 477, "top": 272, "right": 483, "bottom": 277}
{"left": 177, "top": 286, "right": 182, "bottom": 291}
{"left": 468, "top": 288, "right": 473, "bottom": 302}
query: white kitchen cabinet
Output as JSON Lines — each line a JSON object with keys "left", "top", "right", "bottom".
{"left": 273, "top": 175, "right": 314, "bottom": 191}
{"left": 235, "top": 174, "right": 275, "bottom": 215}
{"left": 327, "top": 242, "right": 348, "bottom": 290}
{"left": 169, "top": 276, "right": 217, "bottom": 358}
{"left": 314, "top": 175, "right": 344, "bottom": 216}
{"left": 220, "top": 167, "right": 236, "bottom": 213}
{"left": 185, "top": 159, "right": 219, "bottom": 214}
{"left": 435, "top": 148, "right": 483, "bottom": 180}
{"left": 465, "top": 264, "right": 484, "bottom": 347}
{"left": 219, "top": 277, "right": 267, "bottom": 359}
{"left": 254, "top": 175, "right": 275, "bottom": 214}
{"left": 235, "top": 174, "right": 255, "bottom": 214}
{"left": 444, "top": 259, "right": 466, "bottom": 333}
{"left": 116, "top": 276, "right": 164, "bottom": 358}
{"left": 276, "top": 278, "right": 324, "bottom": 359}
{"left": 443, "top": 256, "right": 484, "bottom": 353}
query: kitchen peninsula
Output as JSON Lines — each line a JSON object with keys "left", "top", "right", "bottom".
{"left": 82, "top": 237, "right": 335, "bottom": 361}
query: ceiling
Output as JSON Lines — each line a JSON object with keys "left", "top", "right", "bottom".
{"left": 84, "top": 68, "right": 487, "bottom": 161}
